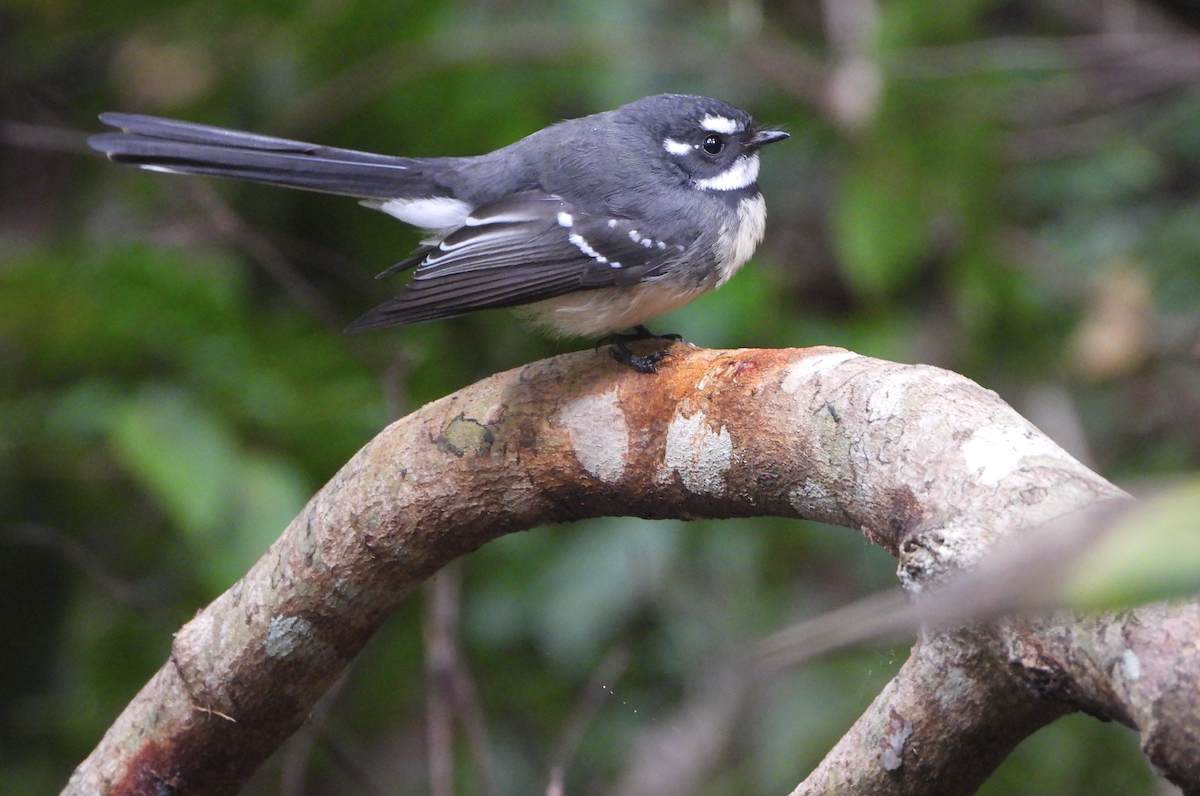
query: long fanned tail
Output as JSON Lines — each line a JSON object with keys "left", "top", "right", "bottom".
{"left": 88, "top": 113, "right": 441, "bottom": 199}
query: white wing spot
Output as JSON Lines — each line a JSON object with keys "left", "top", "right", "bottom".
{"left": 569, "top": 232, "right": 608, "bottom": 264}
{"left": 657, "top": 241, "right": 667, "bottom": 250}
{"left": 701, "top": 115, "right": 741, "bottom": 134}
{"left": 607, "top": 219, "right": 618, "bottom": 228}
{"left": 641, "top": 238, "right": 653, "bottom": 248}
{"left": 557, "top": 211, "right": 574, "bottom": 228}
{"left": 629, "top": 230, "right": 642, "bottom": 243}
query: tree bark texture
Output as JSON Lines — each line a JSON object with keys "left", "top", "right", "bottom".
{"left": 60, "top": 345, "right": 1199, "bottom": 796}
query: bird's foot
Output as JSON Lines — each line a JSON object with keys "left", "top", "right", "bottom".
{"left": 598, "top": 326, "right": 685, "bottom": 374}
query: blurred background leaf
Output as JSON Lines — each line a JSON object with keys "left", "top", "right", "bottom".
{"left": 1064, "top": 477, "right": 1200, "bottom": 610}
{"left": 3, "top": 0, "right": 1199, "bottom": 793}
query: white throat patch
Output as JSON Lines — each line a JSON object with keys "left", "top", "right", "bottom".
{"left": 695, "top": 153, "right": 760, "bottom": 191}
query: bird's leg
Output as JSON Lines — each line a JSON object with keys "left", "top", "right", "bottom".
{"left": 631, "top": 325, "right": 683, "bottom": 342}
{"left": 597, "top": 326, "right": 684, "bottom": 374}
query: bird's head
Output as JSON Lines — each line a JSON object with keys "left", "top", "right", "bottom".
{"left": 621, "top": 94, "right": 788, "bottom": 192}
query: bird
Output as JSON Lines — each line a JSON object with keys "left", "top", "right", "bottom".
{"left": 88, "top": 94, "right": 788, "bottom": 373}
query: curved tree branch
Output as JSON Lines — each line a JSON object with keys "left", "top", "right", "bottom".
{"left": 61, "top": 346, "right": 1197, "bottom": 796}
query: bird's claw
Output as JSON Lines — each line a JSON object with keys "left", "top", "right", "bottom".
{"left": 598, "top": 326, "right": 683, "bottom": 374}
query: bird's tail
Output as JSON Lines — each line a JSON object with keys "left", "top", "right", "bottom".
{"left": 89, "top": 113, "right": 441, "bottom": 199}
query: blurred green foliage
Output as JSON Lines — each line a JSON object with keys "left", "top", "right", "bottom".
{"left": 1064, "top": 477, "right": 1200, "bottom": 609}
{"left": 2, "top": 0, "right": 1199, "bottom": 793}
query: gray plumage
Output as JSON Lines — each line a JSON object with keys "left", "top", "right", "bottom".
{"left": 89, "top": 95, "right": 787, "bottom": 342}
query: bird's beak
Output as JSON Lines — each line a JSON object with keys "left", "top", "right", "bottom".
{"left": 749, "top": 129, "right": 789, "bottom": 149}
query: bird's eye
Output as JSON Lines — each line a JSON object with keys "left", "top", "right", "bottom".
{"left": 702, "top": 134, "right": 724, "bottom": 155}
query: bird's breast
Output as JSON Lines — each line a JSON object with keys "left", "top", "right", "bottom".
{"left": 713, "top": 193, "right": 767, "bottom": 286}
{"left": 516, "top": 278, "right": 715, "bottom": 338}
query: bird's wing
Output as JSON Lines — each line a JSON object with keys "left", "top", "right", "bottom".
{"left": 89, "top": 112, "right": 439, "bottom": 199}
{"left": 346, "top": 191, "right": 696, "bottom": 330}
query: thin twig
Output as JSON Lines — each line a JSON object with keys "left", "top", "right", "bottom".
{"left": 279, "top": 669, "right": 352, "bottom": 796}
{"left": 3, "top": 523, "right": 159, "bottom": 617}
{"left": 424, "top": 562, "right": 497, "bottom": 796}
{"left": 315, "top": 734, "right": 394, "bottom": 796}
{"left": 450, "top": 647, "right": 498, "bottom": 796}
{"left": 546, "top": 647, "right": 632, "bottom": 796}
{"left": 424, "top": 565, "right": 460, "bottom": 796}
{"left": 184, "top": 181, "right": 347, "bottom": 330}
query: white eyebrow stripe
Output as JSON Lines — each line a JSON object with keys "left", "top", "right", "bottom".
{"left": 701, "top": 115, "right": 741, "bottom": 134}
{"left": 663, "top": 138, "right": 692, "bottom": 156}
{"left": 695, "top": 153, "right": 760, "bottom": 191}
